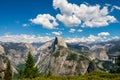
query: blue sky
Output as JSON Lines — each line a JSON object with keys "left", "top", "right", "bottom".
{"left": 0, "top": 0, "right": 120, "bottom": 43}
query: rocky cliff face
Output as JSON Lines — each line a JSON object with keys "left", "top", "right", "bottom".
{"left": 0, "top": 45, "right": 4, "bottom": 54}
{"left": 0, "top": 42, "right": 37, "bottom": 73}
{"left": 35, "top": 36, "right": 93, "bottom": 75}
{"left": 0, "top": 37, "right": 95, "bottom": 75}
{"left": 0, "top": 56, "right": 6, "bottom": 79}
{"left": 54, "top": 36, "right": 67, "bottom": 48}
{"left": 90, "top": 45, "right": 109, "bottom": 60}
{"left": 0, "top": 37, "right": 120, "bottom": 75}
{"left": 69, "top": 44, "right": 109, "bottom": 61}
{"left": 52, "top": 36, "right": 67, "bottom": 51}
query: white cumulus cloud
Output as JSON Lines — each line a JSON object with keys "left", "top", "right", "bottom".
{"left": 0, "top": 34, "right": 52, "bottom": 43}
{"left": 53, "top": 0, "right": 117, "bottom": 27}
{"left": 52, "top": 31, "right": 62, "bottom": 36}
{"left": 56, "top": 14, "right": 81, "bottom": 27}
{"left": 46, "top": 33, "right": 51, "bottom": 36}
{"left": 65, "top": 35, "right": 101, "bottom": 43}
{"left": 113, "top": 5, "right": 120, "bottom": 10}
{"left": 77, "top": 29, "right": 83, "bottom": 32}
{"left": 66, "top": 32, "right": 111, "bottom": 43}
{"left": 98, "top": 32, "right": 110, "bottom": 37}
{"left": 22, "top": 24, "right": 29, "bottom": 27}
{"left": 69, "top": 28, "right": 76, "bottom": 33}
{"left": 30, "top": 14, "right": 58, "bottom": 29}
{"left": 112, "top": 36, "right": 120, "bottom": 40}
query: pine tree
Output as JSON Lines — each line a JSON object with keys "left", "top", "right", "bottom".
{"left": 46, "top": 70, "right": 52, "bottom": 77}
{"left": 117, "top": 55, "right": 120, "bottom": 73}
{"left": 33, "top": 66, "right": 39, "bottom": 78}
{"left": 4, "top": 60, "right": 12, "bottom": 80}
{"left": 18, "top": 68, "right": 24, "bottom": 79}
{"left": 24, "top": 52, "right": 39, "bottom": 78}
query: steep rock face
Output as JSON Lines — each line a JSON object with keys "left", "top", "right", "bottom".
{"left": 0, "top": 43, "right": 37, "bottom": 73}
{"left": 36, "top": 47, "right": 91, "bottom": 75}
{"left": 0, "top": 36, "right": 95, "bottom": 75}
{"left": 53, "top": 36, "right": 67, "bottom": 49}
{"left": 50, "top": 48, "right": 90, "bottom": 75}
{"left": 90, "top": 45, "right": 109, "bottom": 60}
{"left": 35, "top": 37, "right": 92, "bottom": 75}
{"left": 35, "top": 40, "right": 53, "bottom": 72}
{"left": 87, "top": 62, "right": 95, "bottom": 73}
{"left": 0, "top": 45, "right": 4, "bottom": 54}
{"left": 0, "top": 57, "right": 6, "bottom": 79}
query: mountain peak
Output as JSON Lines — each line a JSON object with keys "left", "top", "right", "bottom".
{"left": 53, "top": 36, "right": 67, "bottom": 48}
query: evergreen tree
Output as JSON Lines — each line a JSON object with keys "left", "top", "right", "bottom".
{"left": 33, "top": 66, "right": 39, "bottom": 78}
{"left": 18, "top": 68, "right": 24, "bottom": 79}
{"left": 46, "top": 70, "right": 52, "bottom": 77}
{"left": 117, "top": 55, "right": 120, "bottom": 73}
{"left": 24, "top": 52, "right": 39, "bottom": 78}
{"left": 4, "top": 60, "right": 12, "bottom": 80}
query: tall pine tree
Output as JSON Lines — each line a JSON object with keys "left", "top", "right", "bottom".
{"left": 24, "top": 52, "right": 39, "bottom": 78}
{"left": 117, "top": 55, "right": 120, "bottom": 73}
{"left": 4, "top": 60, "right": 12, "bottom": 80}
{"left": 18, "top": 67, "right": 24, "bottom": 79}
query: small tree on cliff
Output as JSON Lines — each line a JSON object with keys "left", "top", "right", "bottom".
{"left": 4, "top": 60, "right": 12, "bottom": 80}
{"left": 24, "top": 52, "right": 39, "bottom": 78}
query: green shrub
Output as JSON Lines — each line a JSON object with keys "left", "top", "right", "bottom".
{"left": 58, "top": 46, "right": 64, "bottom": 50}
{"left": 53, "top": 51, "right": 60, "bottom": 58}
{"left": 66, "top": 53, "right": 77, "bottom": 61}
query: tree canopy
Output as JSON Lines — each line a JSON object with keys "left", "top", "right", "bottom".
{"left": 4, "top": 60, "right": 12, "bottom": 80}
{"left": 117, "top": 55, "right": 120, "bottom": 73}
{"left": 24, "top": 52, "right": 39, "bottom": 78}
